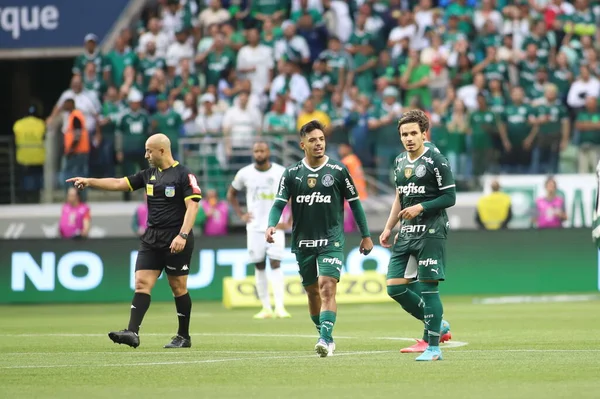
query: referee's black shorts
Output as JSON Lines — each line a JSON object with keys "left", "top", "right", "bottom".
{"left": 135, "top": 228, "right": 194, "bottom": 276}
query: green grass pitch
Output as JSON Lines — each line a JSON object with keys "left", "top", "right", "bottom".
{"left": 1, "top": 297, "right": 599, "bottom": 399}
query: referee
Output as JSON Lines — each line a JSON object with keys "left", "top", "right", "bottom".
{"left": 67, "top": 133, "right": 202, "bottom": 349}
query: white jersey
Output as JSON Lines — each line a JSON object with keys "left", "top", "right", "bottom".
{"left": 231, "top": 163, "right": 287, "bottom": 232}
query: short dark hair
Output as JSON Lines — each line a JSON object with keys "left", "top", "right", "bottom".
{"left": 397, "top": 109, "right": 429, "bottom": 134}
{"left": 299, "top": 120, "right": 325, "bottom": 137}
{"left": 253, "top": 139, "right": 269, "bottom": 148}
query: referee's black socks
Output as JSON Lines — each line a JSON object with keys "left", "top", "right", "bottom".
{"left": 175, "top": 292, "right": 192, "bottom": 339}
{"left": 128, "top": 292, "right": 151, "bottom": 333}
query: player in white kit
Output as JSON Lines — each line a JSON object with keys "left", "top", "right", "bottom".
{"left": 227, "top": 141, "right": 292, "bottom": 319}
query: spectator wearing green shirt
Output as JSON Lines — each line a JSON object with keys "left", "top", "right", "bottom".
{"left": 348, "top": 26, "right": 377, "bottom": 96}
{"left": 318, "top": 36, "right": 352, "bottom": 93}
{"left": 500, "top": 87, "right": 537, "bottom": 174}
{"left": 326, "top": 91, "right": 350, "bottom": 161}
{"left": 472, "top": 46, "right": 509, "bottom": 86}
{"left": 575, "top": 96, "right": 600, "bottom": 173}
{"left": 399, "top": 50, "right": 432, "bottom": 110}
{"left": 96, "top": 86, "right": 125, "bottom": 177}
{"left": 517, "top": 43, "right": 541, "bottom": 95}
{"left": 221, "top": 22, "right": 247, "bottom": 53}
{"left": 152, "top": 94, "right": 184, "bottom": 158}
{"left": 311, "top": 81, "right": 331, "bottom": 113}
{"left": 73, "top": 33, "right": 110, "bottom": 81}
{"left": 374, "top": 50, "right": 397, "bottom": 83}
{"left": 170, "top": 59, "right": 201, "bottom": 101}
{"left": 450, "top": 53, "right": 474, "bottom": 90}
{"left": 468, "top": 94, "right": 510, "bottom": 176}
{"left": 445, "top": 0, "right": 474, "bottom": 38}
{"left": 371, "top": 86, "right": 403, "bottom": 184}
{"left": 106, "top": 35, "right": 138, "bottom": 88}
{"left": 487, "top": 79, "right": 507, "bottom": 115}
{"left": 116, "top": 90, "right": 150, "bottom": 185}
{"left": 262, "top": 96, "right": 296, "bottom": 140}
{"left": 444, "top": 99, "right": 471, "bottom": 180}
{"left": 82, "top": 62, "right": 107, "bottom": 103}
{"left": 532, "top": 84, "right": 570, "bottom": 174}
{"left": 550, "top": 52, "right": 574, "bottom": 102}
{"left": 260, "top": 18, "right": 283, "bottom": 50}
{"left": 137, "top": 41, "right": 167, "bottom": 92}
{"left": 291, "top": 0, "right": 322, "bottom": 25}
{"left": 526, "top": 66, "right": 550, "bottom": 106}
{"left": 203, "top": 34, "right": 236, "bottom": 87}
{"left": 522, "top": 19, "right": 554, "bottom": 66}
{"left": 251, "top": 0, "right": 289, "bottom": 25}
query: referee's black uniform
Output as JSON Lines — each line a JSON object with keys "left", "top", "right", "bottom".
{"left": 109, "top": 160, "right": 201, "bottom": 349}
{"left": 125, "top": 161, "right": 202, "bottom": 274}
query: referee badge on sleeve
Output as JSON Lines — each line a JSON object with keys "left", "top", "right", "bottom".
{"left": 165, "top": 186, "right": 175, "bottom": 197}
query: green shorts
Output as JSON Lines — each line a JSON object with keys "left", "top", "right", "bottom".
{"left": 387, "top": 238, "right": 446, "bottom": 281}
{"left": 295, "top": 250, "right": 345, "bottom": 287}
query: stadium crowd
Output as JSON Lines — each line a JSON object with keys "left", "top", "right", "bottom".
{"left": 41, "top": 0, "right": 600, "bottom": 194}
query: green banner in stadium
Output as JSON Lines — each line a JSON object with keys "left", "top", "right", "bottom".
{"left": 0, "top": 229, "right": 597, "bottom": 304}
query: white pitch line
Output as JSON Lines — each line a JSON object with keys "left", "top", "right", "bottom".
{"left": 0, "top": 350, "right": 295, "bottom": 356}
{"left": 450, "top": 349, "right": 600, "bottom": 353}
{"left": 0, "top": 332, "right": 469, "bottom": 349}
{"left": 0, "top": 350, "right": 393, "bottom": 370}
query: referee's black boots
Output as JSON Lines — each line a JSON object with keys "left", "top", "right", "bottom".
{"left": 164, "top": 335, "right": 192, "bottom": 348}
{"left": 108, "top": 329, "right": 140, "bottom": 348}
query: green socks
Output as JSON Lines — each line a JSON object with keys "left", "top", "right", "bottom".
{"left": 310, "top": 314, "right": 320, "bottom": 332}
{"left": 319, "top": 311, "right": 336, "bottom": 342}
{"left": 421, "top": 282, "right": 443, "bottom": 347}
{"left": 409, "top": 280, "right": 429, "bottom": 341}
{"left": 387, "top": 284, "right": 424, "bottom": 321}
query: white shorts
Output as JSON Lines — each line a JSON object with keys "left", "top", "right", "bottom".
{"left": 247, "top": 230, "right": 286, "bottom": 264}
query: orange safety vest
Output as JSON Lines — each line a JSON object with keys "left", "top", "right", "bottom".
{"left": 64, "top": 110, "right": 90, "bottom": 154}
{"left": 342, "top": 154, "right": 368, "bottom": 200}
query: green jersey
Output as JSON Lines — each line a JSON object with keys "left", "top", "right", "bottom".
{"left": 399, "top": 63, "right": 432, "bottom": 108}
{"left": 205, "top": 50, "right": 235, "bottom": 86}
{"left": 83, "top": 76, "right": 107, "bottom": 98}
{"left": 550, "top": 68, "right": 572, "bottom": 95}
{"left": 522, "top": 35, "right": 551, "bottom": 65}
{"left": 526, "top": 82, "right": 545, "bottom": 103}
{"left": 393, "top": 147, "right": 455, "bottom": 240}
{"left": 353, "top": 52, "right": 377, "bottom": 95}
{"left": 488, "top": 93, "right": 507, "bottom": 115}
{"left": 251, "top": 0, "right": 289, "bottom": 17}
{"left": 106, "top": 49, "right": 138, "bottom": 87}
{"left": 101, "top": 101, "right": 125, "bottom": 139}
{"left": 537, "top": 102, "right": 567, "bottom": 135}
{"left": 151, "top": 110, "right": 183, "bottom": 143}
{"left": 138, "top": 56, "right": 166, "bottom": 91}
{"left": 320, "top": 50, "right": 352, "bottom": 86}
{"left": 119, "top": 110, "right": 150, "bottom": 151}
{"left": 576, "top": 112, "right": 600, "bottom": 144}
{"left": 502, "top": 104, "right": 532, "bottom": 143}
{"left": 171, "top": 74, "right": 200, "bottom": 99}
{"left": 73, "top": 51, "right": 107, "bottom": 76}
{"left": 275, "top": 157, "right": 360, "bottom": 254}
{"left": 518, "top": 60, "right": 540, "bottom": 90}
{"left": 482, "top": 61, "right": 509, "bottom": 83}
{"left": 469, "top": 110, "right": 498, "bottom": 149}
{"left": 263, "top": 111, "right": 296, "bottom": 134}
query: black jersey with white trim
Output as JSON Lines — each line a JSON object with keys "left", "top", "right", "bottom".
{"left": 126, "top": 162, "right": 202, "bottom": 230}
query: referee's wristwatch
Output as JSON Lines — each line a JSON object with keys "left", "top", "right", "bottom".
{"left": 179, "top": 232, "right": 189, "bottom": 240}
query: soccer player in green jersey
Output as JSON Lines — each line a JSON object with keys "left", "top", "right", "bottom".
{"left": 380, "top": 110, "right": 456, "bottom": 361}
{"left": 265, "top": 120, "right": 374, "bottom": 357}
